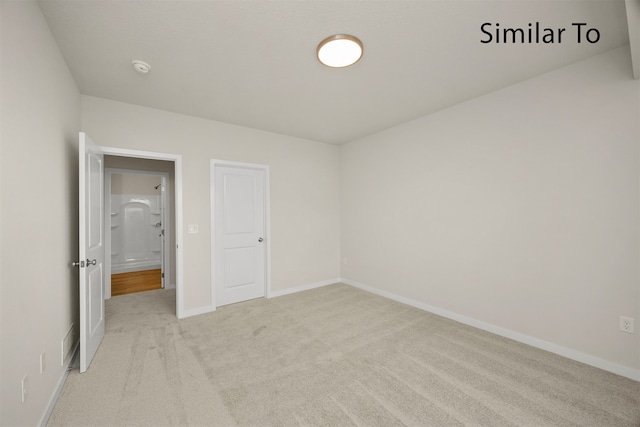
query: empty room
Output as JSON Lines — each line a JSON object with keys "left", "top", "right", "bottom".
{"left": 1, "top": 0, "right": 639, "bottom": 426}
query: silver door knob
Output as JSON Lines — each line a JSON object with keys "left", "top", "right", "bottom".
{"left": 86, "top": 259, "right": 97, "bottom": 266}
{"left": 258, "top": 237, "right": 264, "bottom": 242}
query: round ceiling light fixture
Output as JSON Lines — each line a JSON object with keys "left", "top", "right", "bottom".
{"left": 316, "top": 34, "right": 363, "bottom": 68}
{"left": 132, "top": 60, "right": 151, "bottom": 74}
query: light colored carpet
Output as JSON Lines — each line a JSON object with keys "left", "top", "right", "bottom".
{"left": 48, "top": 284, "right": 640, "bottom": 426}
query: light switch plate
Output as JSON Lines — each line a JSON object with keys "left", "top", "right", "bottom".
{"left": 188, "top": 224, "right": 199, "bottom": 234}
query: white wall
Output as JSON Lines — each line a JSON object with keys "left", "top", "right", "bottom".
{"left": 341, "top": 46, "right": 640, "bottom": 377}
{"left": 81, "top": 96, "right": 341, "bottom": 312}
{"left": 0, "top": 1, "right": 81, "bottom": 425}
{"left": 110, "top": 173, "right": 161, "bottom": 195}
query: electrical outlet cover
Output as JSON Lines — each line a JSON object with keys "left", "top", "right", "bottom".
{"left": 619, "top": 316, "right": 635, "bottom": 334}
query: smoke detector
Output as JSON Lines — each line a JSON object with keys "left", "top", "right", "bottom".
{"left": 132, "top": 60, "right": 151, "bottom": 74}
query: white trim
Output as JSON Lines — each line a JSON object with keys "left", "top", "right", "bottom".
{"left": 210, "top": 159, "right": 271, "bottom": 310}
{"left": 268, "top": 278, "right": 340, "bottom": 298}
{"left": 104, "top": 171, "right": 112, "bottom": 299}
{"left": 39, "top": 343, "right": 79, "bottom": 427}
{"left": 100, "top": 146, "right": 184, "bottom": 319}
{"left": 160, "top": 173, "right": 170, "bottom": 289}
{"left": 180, "top": 304, "right": 216, "bottom": 318}
{"left": 341, "top": 278, "right": 640, "bottom": 382}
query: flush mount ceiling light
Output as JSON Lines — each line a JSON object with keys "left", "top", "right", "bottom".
{"left": 132, "top": 60, "right": 151, "bottom": 74}
{"left": 316, "top": 34, "right": 363, "bottom": 68}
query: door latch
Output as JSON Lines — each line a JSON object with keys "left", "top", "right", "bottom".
{"left": 72, "top": 259, "right": 96, "bottom": 268}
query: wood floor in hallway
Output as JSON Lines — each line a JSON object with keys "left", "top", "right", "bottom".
{"left": 111, "top": 269, "right": 161, "bottom": 296}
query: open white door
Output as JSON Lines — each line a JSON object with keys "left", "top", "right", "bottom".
{"left": 78, "top": 132, "right": 105, "bottom": 373}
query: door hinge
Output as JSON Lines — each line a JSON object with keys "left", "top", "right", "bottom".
{"left": 162, "top": 273, "right": 164, "bottom": 278}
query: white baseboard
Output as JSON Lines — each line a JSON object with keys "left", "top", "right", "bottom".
{"left": 180, "top": 278, "right": 340, "bottom": 318}
{"left": 268, "top": 278, "right": 341, "bottom": 298}
{"left": 180, "top": 304, "right": 215, "bottom": 319}
{"left": 341, "top": 278, "right": 640, "bottom": 382}
{"left": 39, "top": 343, "right": 79, "bottom": 426}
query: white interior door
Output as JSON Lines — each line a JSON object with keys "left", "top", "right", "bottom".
{"left": 78, "top": 132, "right": 105, "bottom": 373}
{"left": 214, "top": 165, "right": 266, "bottom": 306}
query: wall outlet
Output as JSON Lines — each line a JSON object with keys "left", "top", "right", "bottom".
{"left": 188, "top": 224, "right": 199, "bottom": 234}
{"left": 21, "top": 374, "right": 28, "bottom": 403}
{"left": 619, "top": 316, "right": 635, "bottom": 334}
{"left": 40, "top": 351, "right": 46, "bottom": 374}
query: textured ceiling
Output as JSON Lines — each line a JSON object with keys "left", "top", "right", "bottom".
{"left": 38, "top": 0, "right": 631, "bottom": 144}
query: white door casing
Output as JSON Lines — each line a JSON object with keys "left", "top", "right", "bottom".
{"left": 212, "top": 161, "right": 269, "bottom": 307}
{"left": 160, "top": 175, "right": 167, "bottom": 287}
{"left": 78, "top": 132, "right": 105, "bottom": 373}
{"left": 100, "top": 147, "right": 184, "bottom": 318}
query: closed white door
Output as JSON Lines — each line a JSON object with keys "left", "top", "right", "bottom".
{"left": 78, "top": 132, "right": 105, "bottom": 373}
{"left": 214, "top": 165, "right": 266, "bottom": 306}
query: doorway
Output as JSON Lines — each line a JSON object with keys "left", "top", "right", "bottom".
{"left": 105, "top": 169, "right": 170, "bottom": 296}
{"left": 101, "top": 147, "right": 184, "bottom": 319}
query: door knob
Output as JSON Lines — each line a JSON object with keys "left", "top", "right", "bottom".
{"left": 258, "top": 237, "right": 264, "bottom": 242}
{"left": 86, "top": 259, "right": 97, "bottom": 266}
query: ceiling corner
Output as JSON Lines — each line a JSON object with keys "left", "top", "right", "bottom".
{"left": 626, "top": 0, "right": 640, "bottom": 79}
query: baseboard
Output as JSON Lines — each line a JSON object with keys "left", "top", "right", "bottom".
{"left": 341, "top": 278, "right": 640, "bottom": 382}
{"left": 268, "top": 278, "right": 341, "bottom": 298}
{"left": 180, "top": 304, "right": 215, "bottom": 319}
{"left": 39, "top": 343, "right": 79, "bottom": 426}
{"left": 179, "top": 279, "right": 339, "bottom": 318}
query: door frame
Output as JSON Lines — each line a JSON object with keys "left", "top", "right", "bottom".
{"left": 210, "top": 159, "right": 271, "bottom": 309}
{"left": 104, "top": 168, "right": 171, "bottom": 298}
{"left": 102, "top": 146, "right": 185, "bottom": 319}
